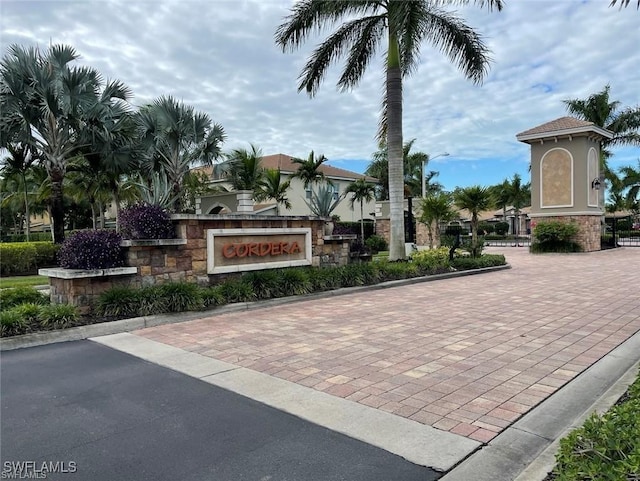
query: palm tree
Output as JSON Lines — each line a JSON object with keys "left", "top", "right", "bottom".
{"left": 136, "top": 95, "right": 225, "bottom": 212}
{"left": 507, "top": 174, "right": 531, "bottom": 237}
{"left": 564, "top": 85, "right": 640, "bottom": 182}
{"left": 65, "top": 157, "right": 113, "bottom": 229}
{"left": 345, "top": 178, "right": 376, "bottom": 240}
{"left": 275, "top": 0, "right": 503, "bottom": 260}
{"left": 291, "top": 151, "right": 328, "bottom": 189}
{"left": 419, "top": 192, "right": 456, "bottom": 248}
{"left": 0, "top": 144, "right": 39, "bottom": 240}
{"left": 491, "top": 179, "right": 512, "bottom": 224}
{"left": 619, "top": 160, "right": 640, "bottom": 207}
{"left": 454, "top": 185, "right": 492, "bottom": 258}
{"left": 0, "top": 44, "right": 131, "bottom": 242}
{"left": 365, "top": 145, "right": 390, "bottom": 201}
{"left": 402, "top": 139, "right": 429, "bottom": 197}
{"left": 366, "top": 139, "right": 442, "bottom": 200}
{"left": 256, "top": 168, "right": 292, "bottom": 215}
{"left": 224, "top": 144, "right": 265, "bottom": 191}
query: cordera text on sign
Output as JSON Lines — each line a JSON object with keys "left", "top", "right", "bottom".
{"left": 222, "top": 241, "right": 302, "bottom": 259}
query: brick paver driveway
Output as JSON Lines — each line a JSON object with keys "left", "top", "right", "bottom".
{"left": 135, "top": 247, "right": 640, "bottom": 444}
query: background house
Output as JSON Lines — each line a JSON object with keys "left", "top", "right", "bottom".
{"left": 196, "top": 153, "right": 378, "bottom": 221}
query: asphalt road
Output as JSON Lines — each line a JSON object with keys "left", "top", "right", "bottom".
{"left": 1, "top": 340, "right": 440, "bottom": 481}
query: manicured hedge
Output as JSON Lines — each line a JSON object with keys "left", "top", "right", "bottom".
{"left": 451, "top": 254, "right": 507, "bottom": 270}
{"left": 549, "top": 369, "right": 640, "bottom": 480}
{"left": 334, "top": 221, "right": 375, "bottom": 238}
{"left": 1, "top": 232, "right": 52, "bottom": 243}
{"left": 0, "top": 242, "right": 59, "bottom": 276}
{"left": 94, "top": 251, "right": 506, "bottom": 319}
{"left": 531, "top": 221, "right": 581, "bottom": 253}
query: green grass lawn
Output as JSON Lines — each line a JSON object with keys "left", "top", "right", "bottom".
{"left": 0, "top": 275, "right": 48, "bottom": 289}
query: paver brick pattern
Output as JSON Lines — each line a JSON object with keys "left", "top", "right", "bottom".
{"left": 136, "top": 248, "right": 640, "bottom": 443}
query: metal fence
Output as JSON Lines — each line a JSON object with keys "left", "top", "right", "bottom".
{"left": 484, "top": 236, "right": 531, "bottom": 247}
{"left": 617, "top": 235, "right": 640, "bottom": 247}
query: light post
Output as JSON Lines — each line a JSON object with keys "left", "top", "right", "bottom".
{"left": 422, "top": 152, "right": 449, "bottom": 197}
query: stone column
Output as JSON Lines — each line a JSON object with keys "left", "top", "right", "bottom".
{"left": 516, "top": 117, "right": 613, "bottom": 252}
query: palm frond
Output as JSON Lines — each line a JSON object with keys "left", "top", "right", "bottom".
{"left": 275, "top": 0, "right": 381, "bottom": 52}
{"left": 418, "top": 7, "right": 492, "bottom": 85}
{"left": 609, "top": 0, "right": 640, "bottom": 8}
{"left": 298, "top": 14, "right": 386, "bottom": 95}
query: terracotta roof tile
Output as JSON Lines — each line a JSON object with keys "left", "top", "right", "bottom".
{"left": 195, "top": 153, "right": 377, "bottom": 183}
{"left": 260, "top": 153, "right": 377, "bottom": 182}
{"left": 516, "top": 116, "right": 594, "bottom": 137}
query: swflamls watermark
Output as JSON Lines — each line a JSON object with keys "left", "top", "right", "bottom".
{"left": 1, "top": 461, "right": 77, "bottom": 479}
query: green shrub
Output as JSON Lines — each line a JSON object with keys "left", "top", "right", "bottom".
{"left": 532, "top": 221, "right": 581, "bottom": 253}
{"left": 365, "top": 235, "right": 388, "bottom": 253}
{"left": 33, "top": 242, "right": 59, "bottom": 268}
{"left": 335, "top": 221, "right": 374, "bottom": 238}
{"left": 377, "top": 261, "right": 418, "bottom": 281}
{"left": 0, "top": 309, "right": 28, "bottom": 336}
{"left": 12, "top": 303, "right": 42, "bottom": 323}
{"left": 411, "top": 248, "right": 450, "bottom": 273}
{"left": 478, "top": 221, "right": 495, "bottom": 234}
{"left": 242, "top": 270, "right": 283, "bottom": 299}
{"left": 137, "top": 286, "right": 168, "bottom": 316}
{"left": 157, "top": 282, "right": 204, "bottom": 312}
{"left": 613, "top": 218, "right": 632, "bottom": 231}
{"left": 278, "top": 268, "right": 312, "bottom": 296}
{"left": 0, "top": 242, "right": 59, "bottom": 276}
{"left": 95, "top": 286, "right": 141, "bottom": 317}
{"left": 451, "top": 254, "right": 506, "bottom": 270}
{"left": 494, "top": 221, "right": 509, "bottom": 236}
{"left": 308, "top": 268, "right": 343, "bottom": 292}
{"left": 1, "top": 287, "right": 49, "bottom": 310}
{"left": 551, "top": 370, "right": 640, "bottom": 481}
{"left": 340, "top": 263, "right": 380, "bottom": 287}
{"left": 217, "top": 279, "right": 256, "bottom": 303}
{"left": 1, "top": 232, "right": 52, "bottom": 243}
{"left": 202, "top": 285, "right": 227, "bottom": 308}
{"left": 38, "top": 304, "right": 79, "bottom": 329}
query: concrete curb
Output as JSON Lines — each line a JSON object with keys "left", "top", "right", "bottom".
{"left": 513, "top": 358, "right": 640, "bottom": 481}
{"left": 0, "top": 263, "right": 510, "bottom": 351}
{"left": 91, "top": 332, "right": 480, "bottom": 471}
{"left": 441, "top": 329, "right": 640, "bottom": 481}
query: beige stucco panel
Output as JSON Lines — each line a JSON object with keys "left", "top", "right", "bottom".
{"left": 541, "top": 149, "right": 572, "bottom": 208}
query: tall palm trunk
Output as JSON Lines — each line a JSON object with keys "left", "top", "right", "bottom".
{"left": 387, "top": 32, "right": 405, "bottom": 261}
{"left": 91, "top": 203, "right": 97, "bottom": 229}
{"left": 21, "top": 171, "right": 30, "bottom": 241}
{"left": 172, "top": 181, "right": 183, "bottom": 213}
{"left": 49, "top": 167, "right": 65, "bottom": 243}
{"left": 113, "top": 191, "right": 121, "bottom": 232}
{"left": 360, "top": 200, "right": 365, "bottom": 241}
{"left": 98, "top": 200, "right": 105, "bottom": 229}
{"left": 471, "top": 213, "right": 478, "bottom": 257}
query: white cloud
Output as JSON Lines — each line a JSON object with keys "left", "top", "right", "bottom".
{"left": 1, "top": 0, "right": 638, "bottom": 189}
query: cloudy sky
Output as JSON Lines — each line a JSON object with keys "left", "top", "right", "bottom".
{"left": 1, "top": 0, "right": 638, "bottom": 190}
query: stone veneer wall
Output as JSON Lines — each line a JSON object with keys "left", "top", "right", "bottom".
{"left": 532, "top": 215, "right": 601, "bottom": 252}
{"left": 48, "top": 215, "right": 353, "bottom": 313}
{"left": 375, "top": 218, "right": 391, "bottom": 246}
{"left": 375, "top": 218, "right": 431, "bottom": 247}
{"left": 415, "top": 223, "right": 429, "bottom": 247}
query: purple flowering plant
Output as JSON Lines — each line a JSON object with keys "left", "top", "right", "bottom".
{"left": 58, "top": 230, "right": 124, "bottom": 270}
{"left": 119, "top": 203, "right": 175, "bottom": 240}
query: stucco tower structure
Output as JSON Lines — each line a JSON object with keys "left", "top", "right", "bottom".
{"left": 516, "top": 117, "right": 613, "bottom": 252}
